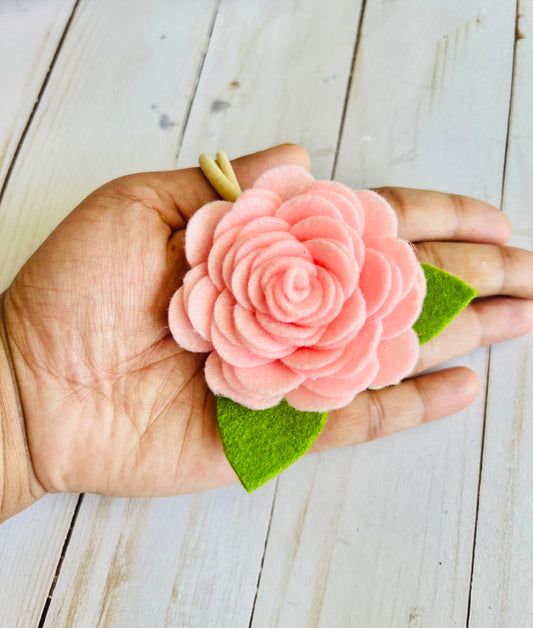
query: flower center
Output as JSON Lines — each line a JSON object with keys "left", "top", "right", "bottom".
{"left": 283, "top": 266, "right": 311, "bottom": 302}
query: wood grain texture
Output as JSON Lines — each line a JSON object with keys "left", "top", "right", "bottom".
{"left": 0, "top": 1, "right": 218, "bottom": 627}
{"left": 251, "top": 1, "right": 517, "bottom": 626}
{"left": 1, "top": 0, "right": 531, "bottom": 626}
{"left": 0, "top": 494, "right": 79, "bottom": 628}
{"left": 43, "top": 490, "right": 275, "bottom": 628}
{"left": 177, "top": 0, "right": 363, "bottom": 178}
{"left": 0, "top": 0, "right": 76, "bottom": 190}
{"left": 42, "top": 1, "right": 365, "bottom": 625}
{"left": 469, "top": 1, "right": 533, "bottom": 625}
{"left": 335, "top": 0, "right": 515, "bottom": 200}
{"left": 0, "top": 0, "right": 218, "bottom": 289}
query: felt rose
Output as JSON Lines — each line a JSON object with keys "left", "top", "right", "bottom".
{"left": 169, "top": 166, "right": 426, "bottom": 412}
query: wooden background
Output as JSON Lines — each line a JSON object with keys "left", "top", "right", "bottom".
{"left": 0, "top": 1, "right": 531, "bottom": 626}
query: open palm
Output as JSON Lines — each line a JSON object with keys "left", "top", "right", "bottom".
{"left": 4, "top": 145, "right": 532, "bottom": 500}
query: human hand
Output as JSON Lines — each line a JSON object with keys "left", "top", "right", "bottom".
{"left": 3, "top": 145, "right": 533, "bottom": 508}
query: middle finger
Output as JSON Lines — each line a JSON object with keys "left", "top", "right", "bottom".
{"left": 415, "top": 241, "right": 533, "bottom": 298}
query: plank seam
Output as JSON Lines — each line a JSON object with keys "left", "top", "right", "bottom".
{"left": 499, "top": 0, "right": 521, "bottom": 210}
{"left": 173, "top": 0, "right": 222, "bottom": 164}
{"left": 465, "top": 349, "right": 491, "bottom": 627}
{"left": 0, "top": 0, "right": 81, "bottom": 208}
{"left": 248, "top": 479, "right": 279, "bottom": 628}
{"left": 466, "top": 2, "right": 520, "bottom": 624}
{"left": 331, "top": 0, "right": 367, "bottom": 179}
{"left": 37, "top": 493, "right": 85, "bottom": 628}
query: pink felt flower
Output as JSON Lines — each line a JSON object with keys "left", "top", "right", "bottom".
{"left": 169, "top": 166, "right": 426, "bottom": 411}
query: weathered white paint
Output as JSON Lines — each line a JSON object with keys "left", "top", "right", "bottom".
{"left": 1, "top": 0, "right": 531, "bottom": 626}
{"left": 0, "top": 1, "right": 218, "bottom": 626}
{"left": 252, "top": 0, "right": 518, "bottom": 626}
{"left": 0, "top": 0, "right": 76, "bottom": 189}
{"left": 469, "top": 1, "right": 533, "bottom": 626}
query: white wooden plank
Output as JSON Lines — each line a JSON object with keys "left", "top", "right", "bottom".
{"left": 44, "top": 490, "right": 274, "bottom": 628}
{"left": 469, "top": 1, "right": 533, "bottom": 625}
{"left": 0, "top": 0, "right": 218, "bottom": 289}
{"left": 0, "top": 0, "right": 76, "bottom": 189}
{"left": 177, "top": 0, "right": 363, "bottom": 178}
{"left": 43, "top": 0, "right": 364, "bottom": 625}
{"left": 251, "top": 1, "right": 517, "bottom": 626}
{"left": 335, "top": 0, "right": 515, "bottom": 202}
{"left": 0, "top": 1, "right": 218, "bottom": 626}
{"left": 0, "top": 494, "right": 79, "bottom": 628}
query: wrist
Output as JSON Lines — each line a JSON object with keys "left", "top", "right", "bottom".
{"left": 0, "top": 291, "right": 45, "bottom": 523}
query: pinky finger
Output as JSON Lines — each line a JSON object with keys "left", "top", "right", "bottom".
{"left": 310, "top": 367, "right": 480, "bottom": 452}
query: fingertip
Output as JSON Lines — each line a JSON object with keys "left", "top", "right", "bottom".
{"left": 278, "top": 143, "right": 312, "bottom": 172}
{"left": 232, "top": 143, "right": 311, "bottom": 186}
{"left": 420, "top": 366, "right": 480, "bottom": 423}
{"left": 494, "top": 210, "right": 513, "bottom": 244}
{"left": 454, "top": 366, "right": 480, "bottom": 404}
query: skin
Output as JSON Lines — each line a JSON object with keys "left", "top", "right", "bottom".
{"left": 1, "top": 144, "right": 532, "bottom": 519}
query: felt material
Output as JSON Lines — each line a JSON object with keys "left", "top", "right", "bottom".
{"left": 370, "top": 328, "right": 420, "bottom": 387}
{"left": 168, "top": 288, "right": 212, "bottom": 353}
{"left": 216, "top": 395, "right": 327, "bottom": 492}
{"left": 356, "top": 189, "right": 398, "bottom": 238}
{"left": 185, "top": 200, "right": 232, "bottom": 266}
{"left": 169, "top": 166, "right": 426, "bottom": 411}
{"left": 413, "top": 263, "right": 478, "bottom": 345}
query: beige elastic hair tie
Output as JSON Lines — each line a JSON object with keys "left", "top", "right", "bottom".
{"left": 199, "top": 151, "right": 242, "bottom": 202}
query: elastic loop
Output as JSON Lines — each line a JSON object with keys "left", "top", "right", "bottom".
{"left": 199, "top": 152, "right": 242, "bottom": 201}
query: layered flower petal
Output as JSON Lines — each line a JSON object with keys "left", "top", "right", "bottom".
{"left": 169, "top": 166, "right": 425, "bottom": 412}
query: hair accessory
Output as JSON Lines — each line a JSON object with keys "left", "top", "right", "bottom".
{"left": 168, "top": 152, "right": 477, "bottom": 491}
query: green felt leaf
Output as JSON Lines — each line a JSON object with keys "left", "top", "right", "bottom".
{"left": 216, "top": 397, "right": 327, "bottom": 492}
{"left": 414, "top": 263, "right": 478, "bottom": 345}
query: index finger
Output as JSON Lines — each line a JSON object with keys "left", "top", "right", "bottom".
{"left": 376, "top": 187, "right": 512, "bottom": 245}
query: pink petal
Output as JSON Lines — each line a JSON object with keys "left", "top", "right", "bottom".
{"left": 182, "top": 263, "right": 209, "bottom": 307}
{"left": 223, "top": 227, "right": 293, "bottom": 290}
{"left": 227, "top": 360, "right": 304, "bottom": 397}
{"left": 305, "top": 238, "right": 358, "bottom": 298}
{"left": 187, "top": 275, "right": 219, "bottom": 342}
{"left": 302, "top": 355, "right": 379, "bottom": 397}
{"left": 233, "top": 305, "right": 294, "bottom": 359}
{"left": 316, "top": 288, "right": 366, "bottom": 347}
{"left": 371, "top": 328, "right": 419, "bottom": 388}
{"left": 211, "top": 291, "right": 272, "bottom": 367}
{"left": 205, "top": 353, "right": 282, "bottom": 410}
{"left": 168, "top": 287, "right": 213, "bottom": 352}
{"left": 208, "top": 226, "right": 241, "bottom": 290}
{"left": 276, "top": 194, "right": 345, "bottom": 226}
{"left": 308, "top": 182, "right": 365, "bottom": 232}
{"left": 296, "top": 267, "right": 344, "bottom": 326}
{"left": 214, "top": 188, "right": 280, "bottom": 238}
{"left": 356, "top": 189, "right": 398, "bottom": 238}
{"left": 284, "top": 319, "right": 381, "bottom": 379}
{"left": 249, "top": 238, "right": 311, "bottom": 273}
{"left": 366, "top": 237, "right": 418, "bottom": 299}
{"left": 265, "top": 269, "right": 324, "bottom": 323}
{"left": 380, "top": 277, "right": 425, "bottom": 340}
{"left": 285, "top": 385, "right": 356, "bottom": 412}
{"left": 253, "top": 165, "right": 315, "bottom": 201}
{"left": 185, "top": 201, "right": 232, "bottom": 266}
{"left": 290, "top": 215, "right": 353, "bottom": 252}
{"left": 256, "top": 311, "right": 326, "bottom": 346}
{"left": 211, "top": 322, "right": 272, "bottom": 368}
{"left": 281, "top": 344, "right": 345, "bottom": 371}
{"left": 370, "top": 257, "right": 403, "bottom": 320}
{"left": 248, "top": 251, "right": 316, "bottom": 315}
{"left": 359, "top": 249, "right": 392, "bottom": 317}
